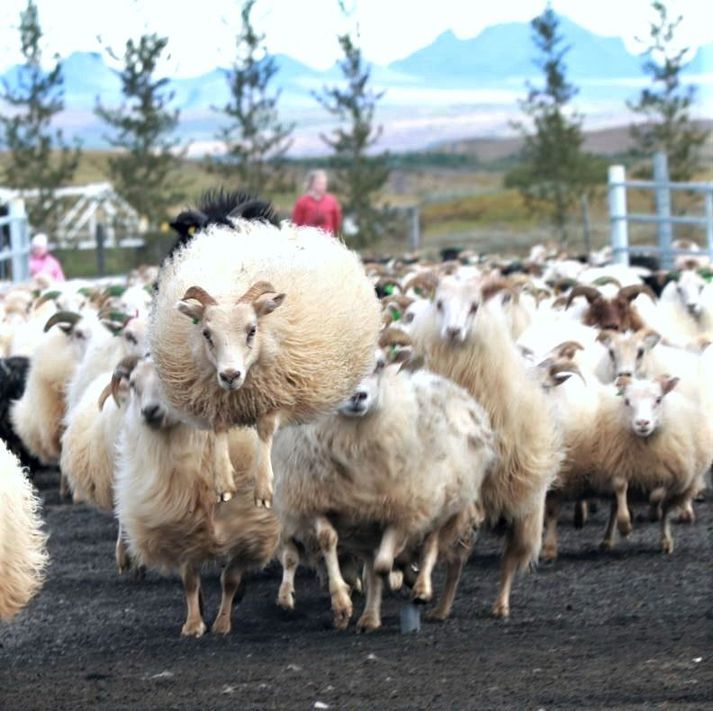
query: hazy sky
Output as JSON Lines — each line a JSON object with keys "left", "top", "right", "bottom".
{"left": 0, "top": 0, "right": 709, "bottom": 77}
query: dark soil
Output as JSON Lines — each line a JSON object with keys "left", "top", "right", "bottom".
{"left": 2, "top": 469, "right": 712, "bottom": 710}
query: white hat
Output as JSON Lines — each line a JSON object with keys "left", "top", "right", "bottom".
{"left": 31, "top": 233, "right": 48, "bottom": 250}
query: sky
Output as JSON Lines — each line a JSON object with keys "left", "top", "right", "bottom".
{"left": 0, "top": 0, "right": 710, "bottom": 78}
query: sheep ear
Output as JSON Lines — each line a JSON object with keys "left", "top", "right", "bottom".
{"left": 642, "top": 331, "right": 661, "bottom": 350}
{"left": 176, "top": 299, "right": 205, "bottom": 323}
{"left": 660, "top": 376, "right": 679, "bottom": 395}
{"left": 254, "top": 293, "right": 285, "bottom": 317}
{"left": 596, "top": 330, "right": 614, "bottom": 347}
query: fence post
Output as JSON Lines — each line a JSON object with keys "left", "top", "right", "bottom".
{"left": 8, "top": 199, "right": 29, "bottom": 283}
{"left": 581, "top": 194, "right": 591, "bottom": 258}
{"left": 653, "top": 152, "right": 673, "bottom": 270}
{"left": 705, "top": 189, "right": 713, "bottom": 263}
{"left": 96, "top": 222, "right": 106, "bottom": 277}
{"left": 608, "top": 165, "right": 629, "bottom": 266}
{"left": 409, "top": 206, "right": 420, "bottom": 251}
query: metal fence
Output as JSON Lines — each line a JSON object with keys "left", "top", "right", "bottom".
{"left": 0, "top": 199, "right": 30, "bottom": 283}
{"left": 609, "top": 152, "right": 713, "bottom": 269}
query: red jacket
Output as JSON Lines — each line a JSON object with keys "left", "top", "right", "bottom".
{"left": 291, "top": 193, "right": 342, "bottom": 236}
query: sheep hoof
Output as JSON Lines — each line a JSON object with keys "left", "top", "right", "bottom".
{"left": 277, "top": 587, "right": 295, "bottom": 611}
{"left": 211, "top": 617, "right": 231, "bottom": 635}
{"left": 675, "top": 510, "right": 695, "bottom": 524}
{"left": 425, "top": 606, "right": 450, "bottom": 622}
{"left": 388, "top": 570, "right": 404, "bottom": 592}
{"left": 373, "top": 555, "right": 393, "bottom": 577}
{"left": 491, "top": 602, "right": 510, "bottom": 619}
{"left": 331, "top": 593, "right": 352, "bottom": 630}
{"left": 411, "top": 583, "right": 433, "bottom": 605}
{"left": 181, "top": 619, "right": 207, "bottom": 638}
{"left": 617, "top": 519, "right": 632, "bottom": 537}
{"left": 541, "top": 544, "right": 558, "bottom": 562}
{"left": 356, "top": 613, "right": 381, "bottom": 633}
{"left": 599, "top": 539, "right": 614, "bottom": 551}
{"left": 661, "top": 538, "right": 674, "bottom": 555}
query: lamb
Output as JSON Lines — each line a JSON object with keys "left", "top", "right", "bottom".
{"left": 543, "top": 374, "right": 712, "bottom": 557}
{"left": 114, "top": 355, "right": 280, "bottom": 637}
{"left": 150, "top": 210, "right": 381, "bottom": 507}
{"left": 272, "top": 350, "right": 496, "bottom": 630}
{"left": 410, "top": 273, "right": 563, "bottom": 618}
{"left": 0, "top": 439, "right": 48, "bottom": 620}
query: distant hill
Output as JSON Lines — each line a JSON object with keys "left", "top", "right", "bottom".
{"left": 0, "top": 12, "right": 710, "bottom": 155}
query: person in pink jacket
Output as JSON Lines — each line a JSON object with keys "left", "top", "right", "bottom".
{"left": 29, "top": 233, "right": 65, "bottom": 282}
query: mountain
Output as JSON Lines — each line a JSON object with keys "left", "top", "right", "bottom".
{"left": 389, "top": 17, "right": 642, "bottom": 83}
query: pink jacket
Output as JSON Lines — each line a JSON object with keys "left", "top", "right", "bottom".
{"left": 30, "top": 253, "right": 65, "bottom": 282}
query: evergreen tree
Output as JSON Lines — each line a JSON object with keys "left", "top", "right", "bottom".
{"left": 315, "top": 27, "right": 392, "bottom": 247}
{"left": 0, "top": 0, "right": 81, "bottom": 229}
{"left": 505, "top": 5, "right": 603, "bottom": 245}
{"left": 628, "top": 0, "right": 708, "bottom": 181}
{"left": 95, "top": 34, "right": 185, "bottom": 228}
{"left": 210, "top": 0, "right": 294, "bottom": 194}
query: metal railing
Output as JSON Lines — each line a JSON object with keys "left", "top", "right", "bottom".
{"left": 608, "top": 152, "right": 713, "bottom": 270}
{"left": 0, "top": 199, "right": 30, "bottom": 283}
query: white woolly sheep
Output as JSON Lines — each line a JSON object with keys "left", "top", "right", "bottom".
{"left": 114, "top": 356, "right": 280, "bottom": 637}
{"left": 0, "top": 438, "right": 48, "bottom": 621}
{"left": 150, "top": 221, "right": 381, "bottom": 507}
{"left": 410, "top": 274, "right": 563, "bottom": 618}
{"left": 272, "top": 351, "right": 496, "bottom": 631}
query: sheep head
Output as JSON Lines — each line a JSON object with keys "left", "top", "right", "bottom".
{"left": 597, "top": 329, "right": 661, "bottom": 379}
{"left": 676, "top": 270, "right": 706, "bottom": 318}
{"left": 616, "top": 375, "right": 679, "bottom": 438}
{"left": 566, "top": 283, "right": 655, "bottom": 331}
{"left": 432, "top": 275, "right": 509, "bottom": 344}
{"left": 125, "top": 356, "right": 176, "bottom": 430}
{"left": 176, "top": 281, "right": 285, "bottom": 392}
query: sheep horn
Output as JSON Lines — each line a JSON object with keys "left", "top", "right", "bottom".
{"left": 547, "top": 359, "right": 586, "bottom": 386}
{"left": 97, "top": 382, "right": 114, "bottom": 411}
{"left": 182, "top": 286, "right": 218, "bottom": 306}
{"left": 618, "top": 284, "right": 657, "bottom": 303}
{"left": 553, "top": 340, "right": 584, "bottom": 359}
{"left": 44, "top": 311, "right": 81, "bottom": 333}
{"left": 98, "top": 309, "right": 132, "bottom": 324}
{"left": 237, "top": 281, "right": 278, "bottom": 304}
{"left": 551, "top": 277, "right": 578, "bottom": 293}
{"left": 481, "top": 278, "right": 511, "bottom": 302}
{"left": 34, "top": 290, "right": 62, "bottom": 309}
{"left": 378, "top": 327, "right": 413, "bottom": 349}
{"left": 404, "top": 272, "right": 438, "bottom": 296}
{"left": 565, "top": 285, "right": 601, "bottom": 308}
{"left": 109, "top": 355, "right": 141, "bottom": 407}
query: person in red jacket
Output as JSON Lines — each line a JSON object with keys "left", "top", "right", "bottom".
{"left": 291, "top": 170, "right": 342, "bottom": 236}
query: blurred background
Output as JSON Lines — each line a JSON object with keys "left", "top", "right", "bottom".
{"left": 0, "top": 0, "right": 711, "bottom": 277}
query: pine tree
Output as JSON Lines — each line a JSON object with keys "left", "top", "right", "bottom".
{"left": 0, "top": 0, "right": 81, "bottom": 229}
{"left": 505, "top": 5, "right": 603, "bottom": 245}
{"left": 209, "top": 0, "right": 294, "bottom": 194}
{"left": 95, "top": 34, "right": 185, "bottom": 229}
{"left": 315, "top": 28, "right": 392, "bottom": 247}
{"left": 628, "top": 0, "right": 708, "bottom": 181}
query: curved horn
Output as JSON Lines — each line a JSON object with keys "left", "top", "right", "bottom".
{"left": 565, "top": 285, "right": 601, "bottom": 309}
{"left": 108, "top": 355, "right": 141, "bottom": 407}
{"left": 97, "top": 382, "right": 114, "bottom": 411}
{"left": 182, "top": 286, "right": 218, "bottom": 306}
{"left": 98, "top": 309, "right": 132, "bottom": 324}
{"left": 34, "top": 290, "right": 62, "bottom": 309}
{"left": 404, "top": 271, "right": 439, "bottom": 296}
{"left": 237, "top": 281, "right": 278, "bottom": 304}
{"left": 481, "top": 278, "right": 511, "bottom": 302}
{"left": 591, "top": 276, "right": 622, "bottom": 288}
{"left": 618, "top": 284, "right": 657, "bottom": 303}
{"left": 552, "top": 340, "right": 584, "bottom": 359}
{"left": 44, "top": 311, "right": 81, "bottom": 333}
{"left": 381, "top": 295, "right": 414, "bottom": 310}
{"left": 378, "top": 327, "right": 413, "bottom": 349}
{"left": 548, "top": 359, "right": 586, "bottom": 386}
{"left": 551, "top": 277, "right": 578, "bottom": 293}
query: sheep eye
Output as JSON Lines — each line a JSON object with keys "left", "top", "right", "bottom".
{"left": 608, "top": 349, "right": 615, "bottom": 360}
{"left": 624, "top": 399, "right": 630, "bottom": 406}
{"left": 126, "top": 333, "right": 137, "bottom": 345}
{"left": 655, "top": 397, "right": 662, "bottom": 405}
{"left": 636, "top": 348, "right": 644, "bottom": 359}
{"left": 469, "top": 303, "right": 478, "bottom": 314}
{"left": 375, "top": 359, "right": 386, "bottom": 372}
{"left": 436, "top": 300, "right": 444, "bottom": 311}
{"left": 247, "top": 325, "right": 257, "bottom": 341}
{"left": 202, "top": 329, "right": 212, "bottom": 343}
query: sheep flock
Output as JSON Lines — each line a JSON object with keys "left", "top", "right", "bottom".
{"left": 1, "top": 191, "right": 712, "bottom": 640}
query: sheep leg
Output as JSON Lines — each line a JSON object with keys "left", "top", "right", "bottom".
{"left": 600, "top": 498, "right": 619, "bottom": 550}
{"left": 356, "top": 558, "right": 383, "bottom": 633}
{"left": 254, "top": 411, "right": 279, "bottom": 508}
{"left": 180, "top": 563, "right": 206, "bottom": 638}
{"left": 649, "top": 487, "right": 665, "bottom": 521}
{"left": 277, "top": 540, "right": 300, "bottom": 610}
{"left": 59, "top": 471, "right": 71, "bottom": 501}
{"left": 411, "top": 531, "right": 440, "bottom": 604}
{"left": 315, "top": 516, "right": 352, "bottom": 630}
{"left": 573, "top": 499, "right": 588, "bottom": 529}
{"left": 427, "top": 536, "right": 474, "bottom": 622}
{"left": 492, "top": 504, "right": 543, "bottom": 619}
{"left": 660, "top": 499, "right": 675, "bottom": 554}
{"left": 212, "top": 561, "right": 246, "bottom": 635}
{"left": 374, "top": 525, "right": 408, "bottom": 576}
{"left": 613, "top": 478, "right": 632, "bottom": 536}
{"left": 115, "top": 525, "right": 129, "bottom": 574}
{"left": 675, "top": 497, "right": 695, "bottom": 524}
{"left": 542, "top": 496, "right": 561, "bottom": 561}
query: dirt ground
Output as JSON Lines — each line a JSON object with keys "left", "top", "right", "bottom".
{"left": 2, "top": 469, "right": 711, "bottom": 711}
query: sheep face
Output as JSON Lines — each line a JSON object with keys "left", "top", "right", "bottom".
{"left": 338, "top": 352, "right": 386, "bottom": 418}
{"left": 676, "top": 271, "right": 705, "bottom": 318}
{"left": 618, "top": 376, "right": 679, "bottom": 438}
{"left": 598, "top": 330, "right": 661, "bottom": 379}
{"left": 176, "top": 283, "right": 285, "bottom": 392}
{"left": 129, "top": 358, "right": 176, "bottom": 430}
{"left": 433, "top": 277, "right": 481, "bottom": 344}
{"left": 122, "top": 317, "right": 148, "bottom": 357}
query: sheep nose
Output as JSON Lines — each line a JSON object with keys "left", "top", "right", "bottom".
{"left": 604, "top": 323, "right": 620, "bottom": 331}
{"left": 635, "top": 419, "right": 650, "bottom": 428}
{"left": 219, "top": 369, "right": 241, "bottom": 386}
{"left": 446, "top": 326, "right": 462, "bottom": 340}
{"left": 353, "top": 391, "right": 368, "bottom": 403}
{"left": 618, "top": 371, "right": 633, "bottom": 378}
{"left": 142, "top": 405, "right": 160, "bottom": 421}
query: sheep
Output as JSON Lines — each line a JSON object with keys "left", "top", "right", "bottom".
{"left": 272, "top": 350, "right": 496, "bottom": 631}
{"left": 114, "top": 356, "right": 279, "bottom": 637}
{"left": 410, "top": 273, "right": 563, "bottom": 618}
{"left": 0, "top": 356, "right": 41, "bottom": 469}
{"left": 652, "top": 269, "right": 713, "bottom": 345}
{"left": 10, "top": 311, "right": 104, "bottom": 472}
{"left": 0, "top": 439, "right": 48, "bottom": 621}
{"left": 150, "top": 214, "right": 381, "bottom": 508}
